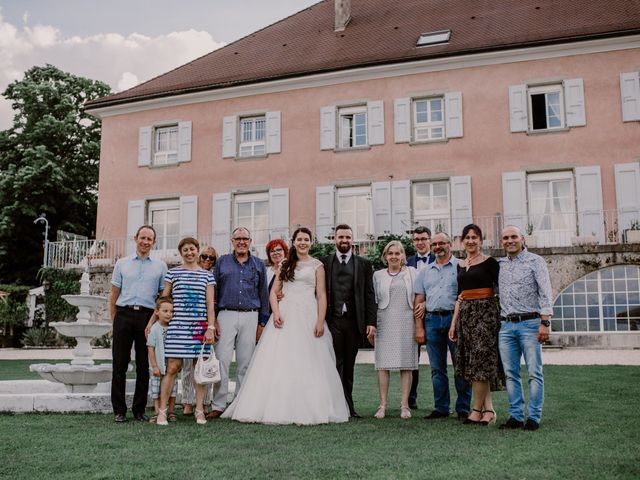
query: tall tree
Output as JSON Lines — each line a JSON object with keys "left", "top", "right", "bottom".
{"left": 0, "top": 64, "right": 111, "bottom": 284}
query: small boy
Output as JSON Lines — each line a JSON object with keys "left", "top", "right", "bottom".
{"left": 147, "top": 295, "right": 177, "bottom": 423}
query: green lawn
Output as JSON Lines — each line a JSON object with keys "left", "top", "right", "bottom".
{"left": 1, "top": 364, "right": 639, "bottom": 479}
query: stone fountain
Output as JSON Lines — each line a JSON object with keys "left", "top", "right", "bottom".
{"left": 29, "top": 272, "right": 112, "bottom": 393}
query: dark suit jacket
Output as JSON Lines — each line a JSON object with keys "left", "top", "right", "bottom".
{"left": 406, "top": 252, "right": 435, "bottom": 268}
{"left": 321, "top": 253, "right": 377, "bottom": 335}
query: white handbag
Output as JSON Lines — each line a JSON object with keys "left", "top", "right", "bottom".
{"left": 194, "top": 343, "right": 221, "bottom": 385}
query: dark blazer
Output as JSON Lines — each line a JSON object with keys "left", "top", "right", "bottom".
{"left": 406, "top": 252, "right": 435, "bottom": 269}
{"left": 321, "top": 253, "right": 377, "bottom": 335}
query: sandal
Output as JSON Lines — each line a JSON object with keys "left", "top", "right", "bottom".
{"left": 168, "top": 412, "right": 178, "bottom": 422}
{"left": 374, "top": 405, "right": 386, "bottom": 419}
{"left": 157, "top": 408, "right": 168, "bottom": 426}
{"left": 400, "top": 406, "right": 412, "bottom": 420}
{"left": 149, "top": 415, "right": 158, "bottom": 424}
{"left": 195, "top": 409, "right": 207, "bottom": 425}
{"left": 463, "top": 408, "right": 483, "bottom": 425}
{"left": 481, "top": 409, "right": 497, "bottom": 426}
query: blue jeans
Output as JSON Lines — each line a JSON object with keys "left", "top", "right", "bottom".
{"left": 425, "top": 312, "right": 471, "bottom": 415}
{"left": 499, "top": 319, "right": 544, "bottom": 423}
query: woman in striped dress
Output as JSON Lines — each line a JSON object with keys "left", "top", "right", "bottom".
{"left": 157, "top": 237, "right": 216, "bottom": 426}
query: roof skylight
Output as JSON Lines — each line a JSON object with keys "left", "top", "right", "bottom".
{"left": 416, "top": 29, "right": 451, "bottom": 47}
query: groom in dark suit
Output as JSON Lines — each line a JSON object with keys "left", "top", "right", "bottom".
{"left": 322, "top": 224, "right": 377, "bottom": 418}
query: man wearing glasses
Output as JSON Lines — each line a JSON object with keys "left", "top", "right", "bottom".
{"left": 209, "top": 227, "right": 269, "bottom": 418}
{"left": 406, "top": 226, "right": 434, "bottom": 410}
{"left": 413, "top": 232, "right": 471, "bottom": 420}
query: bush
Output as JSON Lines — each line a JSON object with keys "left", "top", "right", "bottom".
{"left": 21, "top": 327, "right": 57, "bottom": 347}
{"left": 37, "top": 268, "right": 81, "bottom": 324}
{"left": 365, "top": 234, "right": 415, "bottom": 271}
{"left": 310, "top": 240, "right": 336, "bottom": 259}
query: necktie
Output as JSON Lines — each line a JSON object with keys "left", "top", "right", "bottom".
{"left": 341, "top": 254, "right": 347, "bottom": 265}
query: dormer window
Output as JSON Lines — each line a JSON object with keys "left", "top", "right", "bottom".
{"left": 416, "top": 30, "right": 451, "bottom": 47}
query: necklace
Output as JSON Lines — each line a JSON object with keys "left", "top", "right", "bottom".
{"left": 465, "top": 253, "right": 482, "bottom": 267}
{"left": 387, "top": 268, "right": 402, "bottom": 277}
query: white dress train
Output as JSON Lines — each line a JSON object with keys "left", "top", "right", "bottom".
{"left": 222, "top": 258, "right": 349, "bottom": 425}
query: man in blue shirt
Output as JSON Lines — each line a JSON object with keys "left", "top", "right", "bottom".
{"left": 414, "top": 232, "right": 471, "bottom": 420}
{"left": 498, "top": 226, "right": 553, "bottom": 431}
{"left": 110, "top": 225, "right": 167, "bottom": 423}
{"left": 209, "top": 227, "right": 269, "bottom": 418}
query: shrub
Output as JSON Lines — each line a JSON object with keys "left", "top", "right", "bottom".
{"left": 21, "top": 327, "right": 57, "bottom": 347}
{"left": 365, "top": 234, "right": 415, "bottom": 271}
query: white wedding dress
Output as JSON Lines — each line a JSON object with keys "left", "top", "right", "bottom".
{"left": 222, "top": 258, "right": 349, "bottom": 425}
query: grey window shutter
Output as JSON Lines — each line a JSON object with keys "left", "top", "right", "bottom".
{"left": 371, "top": 181, "right": 391, "bottom": 238}
{"left": 391, "top": 180, "right": 411, "bottom": 235}
{"left": 266, "top": 111, "right": 281, "bottom": 154}
{"left": 450, "top": 176, "right": 472, "bottom": 237}
{"left": 212, "top": 192, "right": 232, "bottom": 254}
{"left": 222, "top": 116, "right": 237, "bottom": 158}
{"left": 502, "top": 171, "right": 527, "bottom": 231}
{"left": 394, "top": 98, "right": 411, "bottom": 143}
{"left": 269, "top": 188, "right": 289, "bottom": 239}
{"left": 508, "top": 85, "right": 528, "bottom": 132}
{"left": 444, "top": 92, "right": 463, "bottom": 138}
{"left": 620, "top": 72, "right": 640, "bottom": 122}
{"left": 615, "top": 162, "right": 640, "bottom": 235}
{"left": 138, "top": 126, "right": 152, "bottom": 166}
{"left": 178, "top": 121, "right": 192, "bottom": 163}
{"left": 126, "top": 199, "right": 145, "bottom": 255}
{"left": 575, "top": 166, "right": 604, "bottom": 242}
{"left": 316, "top": 185, "right": 335, "bottom": 242}
{"left": 320, "top": 106, "right": 336, "bottom": 150}
{"left": 179, "top": 195, "right": 198, "bottom": 238}
{"left": 367, "top": 100, "right": 385, "bottom": 145}
{"left": 564, "top": 78, "right": 586, "bottom": 127}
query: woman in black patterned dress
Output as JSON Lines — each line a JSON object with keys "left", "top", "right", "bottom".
{"left": 449, "top": 224, "right": 503, "bottom": 426}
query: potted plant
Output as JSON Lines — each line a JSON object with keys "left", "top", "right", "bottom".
{"left": 524, "top": 222, "right": 538, "bottom": 248}
{"left": 572, "top": 231, "right": 599, "bottom": 246}
{"left": 626, "top": 220, "right": 640, "bottom": 243}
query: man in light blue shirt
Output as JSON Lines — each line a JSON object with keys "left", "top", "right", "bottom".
{"left": 498, "top": 226, "right": 552, "bottom": 431}
{"left": 414, "top": 232, "right": 471, "bottom": 420}
{"left": 110, "top": 225, "right": 167, "bottom": 423}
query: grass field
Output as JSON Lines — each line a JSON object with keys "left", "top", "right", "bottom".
{"left": 1, "top": 364, "right": 639, "bottom": 479}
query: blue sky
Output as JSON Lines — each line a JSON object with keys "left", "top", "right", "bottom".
{"left": 0, "top": 0, "right": 319, "bottom": 128}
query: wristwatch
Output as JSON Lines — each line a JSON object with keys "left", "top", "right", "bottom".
{"left": 540, "top": 319, "right": 551, "bottom": 327}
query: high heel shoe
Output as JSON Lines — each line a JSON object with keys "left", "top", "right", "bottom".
{"left": 400, "top": 406, "right": 412, "bottom": 419}
{"left": 374, "top": 405, "right": 386, "bottom": 419}
{"left": 156, "top": 408, "right": 168, "bottom": 426}
{"left": 463, "top": 408, "right": 483, "bottom": 425}
{"left": 195, "top": 409, "right": 207, "bottom": 425}
{"left": 480, "top": 409, "right": 497, "bottom": 426}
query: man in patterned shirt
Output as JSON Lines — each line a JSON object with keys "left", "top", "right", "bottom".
{"left": 497, "top": 225, "right": 553, "bottom": 431}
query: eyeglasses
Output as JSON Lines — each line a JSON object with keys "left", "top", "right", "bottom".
{"left": 270, "top": 248, "right": 285, "bottom": 254}
{"left": 431, "top": 241, "right": 449, "bottom": 247}
{"left": 200, "top": 254, "right": 216, "bottom": 261}
{"left": 232, "top": 237, "right": 251, "bottom": 242}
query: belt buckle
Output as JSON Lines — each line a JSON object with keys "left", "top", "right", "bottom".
{"left": 132, "top": 305, "right": 140, "bottom": 311}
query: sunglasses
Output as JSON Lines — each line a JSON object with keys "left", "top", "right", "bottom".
{"left": 200, "top": 254, "right": 216, "bottom": 261}
{"left": 270, "top": 248, "right": 285, "bottom": 254}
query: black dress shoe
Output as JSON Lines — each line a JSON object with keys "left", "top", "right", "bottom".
{"left": 457, "top": 411, "right": 469, "bottom": 421}
{"left": 350, "top": 412, "right": 362, "bottom": 419}
{"left": 523, "top": 419, "right": 540, "bottom": 431}
{"left": 409, "top": 402, "right": 418, "bottom": 410}
{"left": 114, "top": 414, "right": 127, "bottom": 423}
{"left": 424, "top": 410, "right": 450, "bottom": 420}
{"left": 134, "top": 413, "right": 150, "bottom": 422}
{"left": 499, "top": 417, "right": 525, "bottom": 430}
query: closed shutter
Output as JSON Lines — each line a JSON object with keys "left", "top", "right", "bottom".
{"left": 394, "top": 98, "right": 411, "bottom": 143}
{"left": 266, "top": 111, "right": 281, "bottom": 154}
{"left": 564, "top": 78, "right": 586, "bottom": 127}
{"left": 138, "top": 126, "right": 152, "bottom": 166}
{"left": 177, "top": 121, "right": 192, "bottom": 163}
{"left": 444, "top": 91, "right": 463, "bottom": 138}
{"left": 391, "top": 180, "right": 411, "bottom": 235}
{"left": 620, "top": 72, "right": 640, "bottom": 122}
{"left": 367, "top": 100, "right": 385, "bottom": 145}
{"left": 320, "top": 106, "right": 336, "bottom": 150}
{"left": 269, "top": 188, "right": 289, "bottom": 239}
{"left": 212, "top": 192, "right": 231, "bottom": 254}
{"left": 502, "top": 171, "right": 527, "bottom": 231}
{"left": 509, "top": 85, "right": 528, "bottom": 132}
{"left": 615, "top": 162, "right": 640, "bottom": 234}
{"left": 575, "top": 166, "right": 604, "bottom": 242}
{"left": 222, "top": 116, "right": 237, "bottom": 158}
{"left": 179, "top": 195, "right": 198, "bottom": 238}
{"left": 126, "top": 200, "right": 145, "bottom": 255}
{"left": 316, "top": 186, "right": 335, "bottom": 243}
{"left": 371, "top": 181, "right": 391, "bottom": 238}
{"left": 450, "top": 176, "right": 472, "bottom": 236}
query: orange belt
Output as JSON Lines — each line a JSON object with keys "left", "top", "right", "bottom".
{"left": 460, "top": 288, "right": 494, "bottom": 300}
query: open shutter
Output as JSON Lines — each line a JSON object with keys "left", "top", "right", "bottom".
{"left": 179, "top": 195, "right": 198, "bottom": 238}
{"left": 126, "top": 200, "right": 145, "bottom": 255}
{"left": 575, "top": 166, "right": 604, "bottom": 242}
{"left": 615, "top": 162, "right": 640, "bottom": 235}
{"left": 509, "top": 85, "right": 528, "bottom": 133}
{"left": 222, "top": 116, "right": 237, "bottom": 158}
{"left": 138, "top": 126, "right": 152, "bottom": 166}
{"left": 269, "top": 188, "right": 289, "bottom": 240}
{"left": 391, "top": 180, "right": 411, "bottom": 235}
{"left": 177, "top": 121, "right": 192, "bottom": 163}
{"left": 212, "top": 192, "right": 231, "bottom": 254}
{"left": 444, "top": 91, "right": 463, "bottom": 138}
{"left": 367, "top": 100, "right": 384, "bottom": 145}
{"left": 316, "top": 186, "right": 335, "bottom": 243}
{"left": 450, "top": 176, "right": 472, "bottom": 236}
{"left": 394, "top": 97, "right": 411, "bottom": 143}
{"left": 564, "top": 78, "right": 586, "bottom": 127}
{"left": 620, "top": 72, "right": 640, "bottom": 122}
{"left": 266, "top": 111, "right": 281, "bottom": 154}
{"left": 320, "top": 106, "right": 336, "bottom": 150}
{"left": 371, "top": 181, "right": 391, "bottom": 238}
{"left": 502, "top": 171, "right": 527, "bottom": 232}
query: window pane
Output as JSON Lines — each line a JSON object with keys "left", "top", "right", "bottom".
{"left": 255, "top": 119, "right": 265, "bottom": 140}
{"left": 415, "top": 101, "right": 428, "bottom": 123}
{"left": 531, "top": 93, "right": 547, "bottom": 130}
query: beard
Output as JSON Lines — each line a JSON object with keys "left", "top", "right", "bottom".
{"left": 336, "top": 242, "right": 351, "bottom": 254}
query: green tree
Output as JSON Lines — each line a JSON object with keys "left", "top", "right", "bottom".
{"left": 0, "top": 65, "right": 110, "bottom": 284}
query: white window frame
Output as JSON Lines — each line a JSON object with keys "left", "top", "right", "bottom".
{"left": 153, "top": 125, "right": 179, "bottom": 165}
{"left": 239, "top": 115, "right": 266, "bottom": 157}
{"left": 148, "top": 199, "right": 180, "bottom": 254}
{"left": 412, "top": 97, "right": 445, "bottom": 141}
{"left": 338, "top": 105, "right": 368, "bottom": 148}
{"left": 527, "top": 84, "right": 565, "bottom": 131}
{"left": 336, "top": 185, "right": 373, "bottom": 241}
{"left": 234, "top": 192, "right": 270, "bottom": 256}
{"left": 412, "top": 181, "right": 451, "bottom": 234}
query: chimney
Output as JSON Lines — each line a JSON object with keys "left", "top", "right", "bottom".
{"left": 334, "top": 0, "right": 351, "bottom": 32}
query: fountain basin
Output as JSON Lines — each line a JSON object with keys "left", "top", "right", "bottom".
{"left": 49, "top": 321, "right": 111, "bottom": 339}
{"left": 29, "top": 363, "right": 112, "bottom": 393}
{"left": 61, "top": 294, "right": 107, "bottom": 310}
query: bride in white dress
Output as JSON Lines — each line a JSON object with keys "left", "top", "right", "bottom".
{"left": 222, "top": 227, "right": 349, "bottom": 425}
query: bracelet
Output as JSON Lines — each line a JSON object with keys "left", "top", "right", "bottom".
{"left": 207, "top": 325, "right": 215, "bottom": 330}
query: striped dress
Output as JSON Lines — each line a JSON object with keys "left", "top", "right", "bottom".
{"left": 164, "top": 267, "right": 216, "bottom": 359}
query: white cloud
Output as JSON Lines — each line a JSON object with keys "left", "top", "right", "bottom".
{"left": 0, "top": 13, "right": 225, "bottom": 129}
